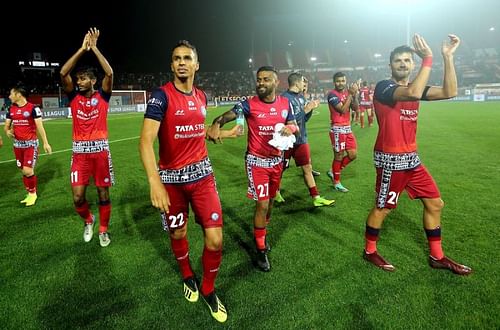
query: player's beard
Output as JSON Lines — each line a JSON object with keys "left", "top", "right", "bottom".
{"left": 256, "top": 85, "right": 272, "bottom": 98}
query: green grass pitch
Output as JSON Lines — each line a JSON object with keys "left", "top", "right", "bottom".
{"left": 0, "top": 101, "right": 498, "bottom": 328}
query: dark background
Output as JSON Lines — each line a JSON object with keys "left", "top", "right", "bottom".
{"left": 1, "top": 0, "right": 499, "bottom": 76}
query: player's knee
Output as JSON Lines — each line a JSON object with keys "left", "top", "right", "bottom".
{"left": 170, "top": 227, "right": 187, "bottom": 240}
{"left": 22, "top": 167, "right": 34, "bottom": 176}
{"left": 73, "top": 194, "right": 86, "bottom": 206}
{"left": 425, "top": 198, "right": 444, "bottom": 213}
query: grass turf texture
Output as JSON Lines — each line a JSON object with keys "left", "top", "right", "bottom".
{"left": 0, "top": 102, "right": 498, "bottom": 328}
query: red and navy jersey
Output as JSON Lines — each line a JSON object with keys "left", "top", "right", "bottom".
{"left": 6, "top": 102, "right": 41, "bottom": 140}
{"left": 327, "top": 89, "right": 351, "bottom": 126}
{"left": 359, "top": 86, "right": 373, "bottom": 106}
{"left": 231, "top": 95, "right": 294, "bottom": 158}
{"left": 281, "top": 90, "right": 311, "bottom": 145}
{"left": 373, "top": 79, "right": 421, "bottom": 153}
{"left": 144, "top": 82, "right": 208, "bottom": 170}
{"left": 68, "top": 89, "right": 111, "bottom": 142}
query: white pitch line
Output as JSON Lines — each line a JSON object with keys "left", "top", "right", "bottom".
{"left": 0, "top": 136, "right": 139, "bottom": 164}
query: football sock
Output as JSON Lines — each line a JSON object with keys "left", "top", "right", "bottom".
{"left": 341, "top": 156, "right": 352, "bottom": 170}
{"left": 23, "top": 175, "right": 37, "bottom": 193}
{"left": 333, "top": 160, "right": 342, "bottom": 183}
{"left": 171, "top": 237, "right": 194, "bottom": 279}
{"left": 254, "top": 227, "right": 267, "bottom": 250}
{"left": 309, "top": 186, "right": 319, "bottom": 198}
{"left": 425, "top": 227, "right": 444, "bottom": 259}
{"left": 365, "top": 224, "right": 380, "bottom": 254}
{"left": 75, "top": 201, "right": 93, "bottom": 224}
{"left": 201, "top": 247, "right": 222, "bottom": 296}
{"left": 98, "top": 200, "right": 111, "bottom": 233}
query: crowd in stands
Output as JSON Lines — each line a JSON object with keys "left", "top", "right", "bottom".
{"left": 1, "top": 46, "right": 499, "bottom": 107}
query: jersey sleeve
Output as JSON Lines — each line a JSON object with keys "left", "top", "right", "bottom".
{"left": 231, "top": 100, "right": 250, "bottom": 116}
{"left": 285, "top": 101, "right": 296, "bottom": 122}
{"left": 32, "top": 105, "right": 42, "bottom": 119}
{"left": 144, "top": 88, "right": 169, "bottom": 122}
{"left": 327, "top": 92, "right": 340, "bottom": 107}
{"left": 374, "top": 80, "right": 398, "bottom": 106}
{"left": 98, "top": 88, "right": 112, "bottom": 102}
{"left": 67, "top": 90, "right": 78, "bottom": 103}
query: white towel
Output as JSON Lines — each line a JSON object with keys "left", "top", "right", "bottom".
{"left": 268, "top": 123, "right": 296, "bottom": 151}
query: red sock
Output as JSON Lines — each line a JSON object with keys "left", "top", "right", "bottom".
{"left": 333, "top": 160, "right": 342, "bottom": 183}
{"left": 75, "top": 201, "right": 93, "bottom": 224}
{"left": 200, "top": 247, "right": 222, "bottom": 296}
{"left": 254, "top": 227, "right": 267, "bottom": 250}
{"left": 309, "top": 186, "right": 319, "bottom": 198}
{"left": 23, "top": 175, "right": 37, "bottom": 193}
{"left": 341, "top": 156, "right": 352, "bottom": 170}
{"left": 425, "top": 227, "right": 444, "bottom": 259}
{"left": 365, "top": 225, "right": 380, "bottom": 254}
{"left": 98, "top": 201, "right": 111, "bottom": 233}
{"left": 171, "top": 237, "right": 194, "bottom": 279}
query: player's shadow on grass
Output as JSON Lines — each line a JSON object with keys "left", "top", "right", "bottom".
{"left": 38, "top": 243, "right": 136, "bottom": 328}
{"left": 117, "top": 180, "right": 178, "bottom": 273}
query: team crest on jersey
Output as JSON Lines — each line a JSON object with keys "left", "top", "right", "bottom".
{"left": 281, "top": 109, "right": 289, "bottom": 119}
{"left": 211, "top": 212, "right": 220, "bottom": 221}
{"left": 188, "top": 100, "right": 197, "bottom": 111}
{"left": 23, "top": 111, "right": 30, "bottom": 118}
{"left": 201, "top": 105, "right": 207, "bottom": 117}
{"left": 91, "top": 98, "right": 99, "bottom": 106}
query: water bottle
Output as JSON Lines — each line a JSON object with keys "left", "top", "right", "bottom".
{"left": 236, "top": 111, "right": 245, "bottom": 136}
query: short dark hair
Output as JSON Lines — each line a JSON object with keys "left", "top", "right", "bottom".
{"left": 287, "top": 72, "right": 303, "bottom": 87}
{"left": 333, "top": 72, "right": 346, "bottom": 81}
{"left": 257, "top": 66, "right": 278, "bottom": 75}
{"left": 12, "top": 83, "right": 29, "bottom": 98}
{"left": 389, "top": 45, "right": 413, "bottom": 63}
{"left": 75, "top": 66, "right": 97, "bottom": 80}
{"left": 172, "top": 40, "right": 198, "bottom": 59}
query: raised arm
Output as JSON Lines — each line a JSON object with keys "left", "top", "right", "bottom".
{"left": 60, "top": 32, "right": 90, "bottom": 93}
{"left": 87, "top": 27, "right": 114, "bottom": 94}
{"left": 393, "top": 34, "right": 433, "bottom": 101}
{"left": 424, "top": 34, "right": 460, "bottom": 100}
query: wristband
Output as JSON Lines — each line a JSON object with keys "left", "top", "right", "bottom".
{"left": 285, "top": 124, "right": 297, "bottom": 133}
{"left": 422, "top": 56, "right": 433, "bottom": 68}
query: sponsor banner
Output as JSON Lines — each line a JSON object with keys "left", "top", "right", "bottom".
{"left": 43, "top": 108, "right": 70, "bottom": 118}
{"left": 110, "top": 96, "right": 123, "bottom": 106}
{"left": 473, "top": 94, "right": 485, "bottom": 102}
{"left": 42, "top": 97, "right": 60, "bottom": 108}
{"left": 109, "top": 105, "right": 138, "bottom": 113}
{"left": 215, "top": 95, "right": 253, "bottom": 105}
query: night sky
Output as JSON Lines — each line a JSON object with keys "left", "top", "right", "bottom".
{"left": 2, "top": 0, "right": 499, "bottom": 77}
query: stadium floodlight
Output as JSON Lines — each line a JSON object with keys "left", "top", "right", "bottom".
{"left": 310, "top": 56, "right": 317, "bottom": 62}
{"left": 248, "top": 58, "right": 253, "bottom": 63}
{"left": 374, "top": 53, "right": 382, "bottom": 58}
{"left": 343, "top": 40, "right": 349, "bottom": 44}
{"left": 489, "top": 27, "right": 495, "bottom": 31}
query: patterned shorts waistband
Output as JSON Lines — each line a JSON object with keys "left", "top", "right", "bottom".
{"left": 330, "top": 126, "right": 352, "bottom": 134}
{"left": 360, "top": 101, "right": 373, "bottom": 106}
{"left": 374, "top": 151, "right": 421, "bottom": 171}
{"left": 159, "top": 158, "right": 213, "bottom": 184}
{"left": 245, "top": 153, "right": 283, "bottom": 168}
{"left": 14, "top": 139, "right": 39, "bottom": 148}
{"left": 72, "top": 139, "right": 110, "bottom": 153}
